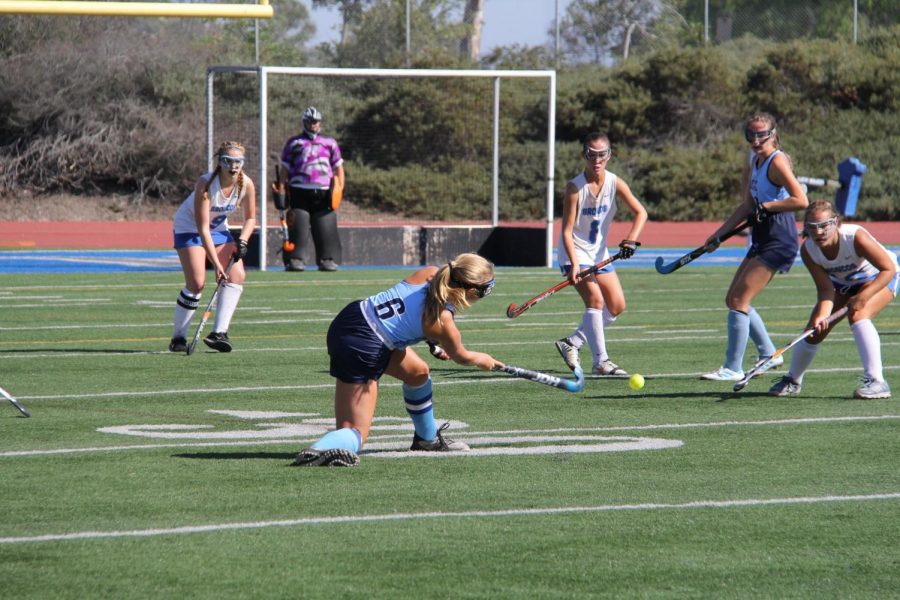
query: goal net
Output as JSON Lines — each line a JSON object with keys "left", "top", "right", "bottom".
{"left": 207, "top": 66, "right": 556, "bottom": 268}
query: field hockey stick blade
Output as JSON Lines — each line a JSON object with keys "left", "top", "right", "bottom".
{"left": 732, "top": 306, "right": 848, "bottom": 392}
{"left": 655, "top": 221, "right": 750, "bottom": 274}
{"left": 506, "top": 255, "right": 619, "bottom": 319}
{"left": 0, "top": 385, "right": 30, "bottom": 417}
{"left": 493, "top": 364, "right": 585, "bottom": 393}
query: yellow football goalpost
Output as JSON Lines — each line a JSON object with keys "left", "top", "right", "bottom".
{"left": 0, "top": 0, "right": 273, "bottom": 19}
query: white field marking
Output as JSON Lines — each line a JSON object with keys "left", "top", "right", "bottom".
{"left": 97, "top": 423, "right": 327, "bottom": 440}
{"left": 3, "top": 333, "right": 886, "bottom": 361}
{"left": 363, "top": 436, "right": 684, "bottom": 458}
{"left": 0, "top": 302, "right": 112, "bottom": 309}
{"left": 97, "top": 417, "right": 464, "bottom": 441}
{"left": 1, "top": 493, "right": 897, "bottom": 545}
{"left": 11, "top": 364, "right": 899, "bottom": 401}
{"left": 208, "top": 410, "right": 319, "bottom": 419}
{"left": 3, "top": 415, "right": 897, "bottom": 459}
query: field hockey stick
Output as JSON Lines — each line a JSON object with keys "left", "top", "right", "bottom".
{"left": 733, "top": 306, "right": 849, "bottom": 392}
{"left": 654, "top": 221, "right": 751, "bottom": 274}
{"left": 0, "top": 385, "right": 30, "bottom": 417}
{"left": 506, "top": 253, "right": 624, "bottom": 319}
{"left": 186, "top": 256, "right": 236, "bottom": 356}
{"left": 493, "top": 364, "right": 585, "bottom": 393}
{"left": 273, "top": 165, "right": 295, "bottom": 253}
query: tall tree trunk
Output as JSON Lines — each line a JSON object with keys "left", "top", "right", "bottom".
{"left": 623, "top": 21, "right": 637, "bottom": 60}
{"left": 459, "top": 0, "right": 484, "bottom": 63}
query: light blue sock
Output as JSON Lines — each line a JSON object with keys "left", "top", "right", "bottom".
{"left": 725, "top": 309, "right": 750, "bottom": 372}
{"left": 404, "top": 377, "right": 436, "bottom": 441}
{"left": 310, "top": 427, "right": 362, "bottom": 452}
{"left": 748, "top": 307, "right": 776, "bottom": 357}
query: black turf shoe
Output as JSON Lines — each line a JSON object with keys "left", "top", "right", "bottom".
{"left": 410, "top": 422, "right": 470, "bottom": 452}
{"left": 168, "top": 336, "right": 187, "bottom": 353}
{"left": 203, "top": 331, "right": 233, "bottom": 353}
{"left": 292, "top": 448, "right": 360, "bottom": 467}
{"left": 319, "top": 259, "right": 338, "bottom": 272}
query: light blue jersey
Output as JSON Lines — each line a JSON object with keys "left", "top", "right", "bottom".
{"left": 361, "top": 280, "right": 430, "bottom": 350}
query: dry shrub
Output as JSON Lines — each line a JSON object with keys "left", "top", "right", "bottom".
{"left": 0, "top": 18, "right": 214, "bottom": 205}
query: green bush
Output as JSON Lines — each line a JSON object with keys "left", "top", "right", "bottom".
{"left": 0, "top": 17, "right": 897, "bottom": 222}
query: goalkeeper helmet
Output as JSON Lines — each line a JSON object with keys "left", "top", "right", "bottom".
{"left": 302, "top": 106, "right": 322, "bottom": 123}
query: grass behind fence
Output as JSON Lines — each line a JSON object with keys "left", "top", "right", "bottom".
{"left": 0, "top": 266, "right": 898, "bottom": 599}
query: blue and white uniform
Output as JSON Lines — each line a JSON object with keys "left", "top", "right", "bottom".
{"left": 804, "top": 224, "right": 900, "bottom": 296}
{"left": 557, "top": 171, "right": 618, "bottom": 270}
{"left": 172, "top": 172, "right": 246, "bottom": 248}
{"left": 327, "top": 279, "right": 454, "bottom": 383}
{"left": 747, "top": 150, "right": 799, "bottom": 272}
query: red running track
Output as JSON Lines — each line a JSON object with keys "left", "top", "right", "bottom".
{"left": 1, "top": 220, "right": 898, "bottom": 249}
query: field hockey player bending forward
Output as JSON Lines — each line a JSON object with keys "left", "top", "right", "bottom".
{"left": 701, "top": 113, "right": 808, "bottom": 382}
{"left": 294, "top": 253, "right": 503, "bottom": 467}
{"left": 554, "top": 132, "right": 647, "bottom": 377}
{"left": 768, "top": 200, "right": 898, "bottom": 399}
{"left": 169, "top": 141, "right": 257, "bottom": 353}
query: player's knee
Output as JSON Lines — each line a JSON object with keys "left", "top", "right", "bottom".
{"left": 606, "top": 302, "right": 625, "bottom": 317}
{"left": 406, "top": 366, "right": 430, "bottom": 388}
{"left": 725, "top": 296, "right": 746, "bottom": 312}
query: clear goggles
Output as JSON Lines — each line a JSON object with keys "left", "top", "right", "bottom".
{"left": 744, "top": 128, "right": 774, "bottom": 143}
{"left": 219, "top": 155, "right": 246, "bottom": 168}
{"left": 584, "top": 147, "right": 612, "bottom": 161}
{"left": 452, "top": 274, "right": 495, "bottom": 298}
{"left": 472, "top": 278, "right": 496, "bottom": 298}
{"left": 804, "top": 217, "right": 837, "bottom": 234}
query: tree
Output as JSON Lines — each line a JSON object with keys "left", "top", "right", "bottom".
{"left": 559, "top": 0, "right": 687, "bottom": 65}
{"left": 311, "top": 0, "right": 372, "bottom": 48}
{"left": 459, "top": 0, "right": 484, "bottom": 63}
{"left": 318, "top": 0, "right": 470, "bottom": 68}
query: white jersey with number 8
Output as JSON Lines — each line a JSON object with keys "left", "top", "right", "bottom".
{"left": 557, "top": 171, "right": 618, "bottom": 267}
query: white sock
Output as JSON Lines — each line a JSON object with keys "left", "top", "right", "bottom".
{"left": 582, "top": 308, "right": 607, "bottom": 366}
{"left": 566, "top": 328, "right": 587, "bottom": 350}
{"left": 852, "top": 319, "right": 883, "bottom": 381}
{"left": 788, "top": 339, "right": 819, "bottom": 384}
{"left": 213, "top": 283, "right": 243, "bottom": 333}
{"left": 172, "top": 288, "right": 200, "bottom": 338}
{"left": 602, "top": 306, "right": 616, "bottom": 327}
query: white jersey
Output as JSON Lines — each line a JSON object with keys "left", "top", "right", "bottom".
{"left": 557, "top": 171, "right": 618, "bottom": 266}
{"left": 803, "top": 224, "right": 899, "bottom": 294}
{"left": 173, "top": 172, "right": 248, "bottom": 235}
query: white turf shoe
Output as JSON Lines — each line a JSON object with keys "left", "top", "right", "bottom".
{"left": 554, "top": 338, "right": 581, "bottom": 371}
{"left": 594, "top": 359, "right": 628, "bottom": 377}
{"left": 701, "top": 366, "right": 744, "bottom": 382}
{"left": 854, "top": 376, "right": 891, "bottom": 399}
{"left": 754, "top": 354, "right": 784, "bottom": 376}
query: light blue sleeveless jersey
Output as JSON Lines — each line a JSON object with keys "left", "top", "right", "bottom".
{"left": 749, "top": 150, "right": 790, "bottom": 205}
{"left": 362, "top": 280, "right": 429, "bottom": 350}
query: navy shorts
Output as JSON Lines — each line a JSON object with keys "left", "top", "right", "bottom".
{"left": 327, "top": 301, "right": 394, "bottom": 384}
{"left": 748, "top": 214, "right": 799, "bottom": 273}
{"left": 747, "top": 240, "right": 798, "bottom": 273}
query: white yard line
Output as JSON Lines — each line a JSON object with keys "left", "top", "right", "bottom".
{"left": 2, "top": 414, "right": 897, "bottom": 458}
{"left": 1, "top": 492, "right": 897, "bottom": 545}
{"left": 10, "top": 364, "right": 899, "bottom": 400}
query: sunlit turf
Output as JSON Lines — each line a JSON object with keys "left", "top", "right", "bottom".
{"left": 1, "top": 266, "right": 898, "bottom": 599}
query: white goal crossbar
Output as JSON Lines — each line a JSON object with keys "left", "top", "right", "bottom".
{"left": 207, "top": 66, "right": 557, "bottom": 269}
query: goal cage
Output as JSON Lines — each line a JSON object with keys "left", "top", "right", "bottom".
{"left": 206, "top": 66, "right": 557, "bottom": 270}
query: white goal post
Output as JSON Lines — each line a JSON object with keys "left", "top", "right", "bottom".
{"left": 206, "top": 66, "right": 557, "bottom": 270}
